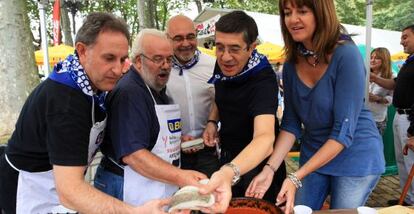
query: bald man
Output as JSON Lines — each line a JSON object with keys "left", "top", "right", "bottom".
{"left": 166, "top": 15, "right": 220, "bottom": 177}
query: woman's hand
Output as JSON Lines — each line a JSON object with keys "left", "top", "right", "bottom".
{"left": 276, "top": 178, "right": 297, "bottom": 214}
{"left": 245, "top": 166, "right": 274, "bottom": 199}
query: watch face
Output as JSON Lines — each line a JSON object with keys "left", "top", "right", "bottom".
{"left": 232, "top": 176, "right": 240, "bottom": 186}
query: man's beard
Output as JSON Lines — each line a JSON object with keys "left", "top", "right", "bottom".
{"left": 141, "top": 67, "right": 169, "bottom": 92}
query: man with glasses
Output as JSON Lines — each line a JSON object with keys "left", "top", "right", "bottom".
{"left": 0, "top": 13, "right": 169, "bottom": 214}
{"left": 165, "top": 15, "right": 220, "bottom": 178}
{"left": 94, "top": 29, "right": 206, "bottom": 206}
{"left": 199, "top": 11, "right": 286, "bottom": 212}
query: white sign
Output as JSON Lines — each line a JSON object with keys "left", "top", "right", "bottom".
{"left": 196, "top": 14, "right": 221, "bottom": 39}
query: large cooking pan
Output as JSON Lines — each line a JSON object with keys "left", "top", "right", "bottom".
{"left": 225, "top": 197, "right": 283, "bottom": 214}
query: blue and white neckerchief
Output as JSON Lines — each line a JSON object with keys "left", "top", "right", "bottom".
{"left": 208, "top": 50, "right": 272, "bottom": 84}
{"left": 403, "top": 54, "right": 414, "bottom": 66}
{"left": 48, "top": 52, "right": 107, "bottom": 112}
{"left": 172, "top": 49, "right": 200, "bottom": 75}
{"left": 297, "top": 43, "right": 317, "bottom": 58}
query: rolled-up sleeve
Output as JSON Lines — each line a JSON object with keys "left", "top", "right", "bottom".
{"left": 281, "top": 64, "right": 302, "bottom": 139}
{"left": 110, "top": 88, "right": 153, "bottom": 160}
{"left": 329, "top": 45, "right": 366, "bottom": 147}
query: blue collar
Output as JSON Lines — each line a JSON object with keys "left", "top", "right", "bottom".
{"left": 404, "top": 54, "right": 414, "bottom": 66}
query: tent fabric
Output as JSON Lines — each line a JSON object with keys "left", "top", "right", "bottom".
{"left": 256, "top": 42, "right": 285, "bottom": 63}
{"left": 35, "top": 44, "right": 74, "bottom": 65}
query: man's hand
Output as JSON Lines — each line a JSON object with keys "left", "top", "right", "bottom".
{"left": 202, "top": 123, "right": 219, "bottom": 147}
{"left": 245, "top": 166, "right": 274, "bottom": 199}
{"left": 198, "top": 169, "right": 232, "bottom": 213}
{"left": 135, "top": 198, "right": 170, "bottom": 214}
{"left": 181, "top": 135, "right": 202, "bottom": 154}
{"left": 403, "top": 136, "right": 414, "bottom": 155}
{"left": 177, "top": 169, "right": 208, "bottom": 187}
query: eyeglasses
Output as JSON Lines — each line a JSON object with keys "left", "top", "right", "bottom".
{"left": 168, "top": 33, "right": 197, "bottom": 43}
{"left": 140, "top": 54, "right": 173, "bottom": 66}
{"left": 216, "top": 45, "right": 249, "bottom": 55}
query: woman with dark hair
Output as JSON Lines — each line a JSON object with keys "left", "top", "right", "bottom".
{"left": 367, "top": 47, "right": 393, "bottom": 135}
{"left": 246, "top": 0, "right": 385, "bottom": 213}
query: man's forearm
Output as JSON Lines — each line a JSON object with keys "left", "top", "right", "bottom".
{"left": 123, "top": 149, "right": 183, "bottom": 186}
{"left": 372, "top": 75, "right": 396, "bottom": 90}
{"left": 53, "top": 165, "right": 135, "bottom": 214}
{"left": 208, "top": 101, "right": 219, "bottom": 121}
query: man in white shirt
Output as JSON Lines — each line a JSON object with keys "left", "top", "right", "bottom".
{"left": 166, "top": 15, "right": 220, "bottom": 177}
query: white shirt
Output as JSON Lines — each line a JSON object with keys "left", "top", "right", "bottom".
{"left": 166, "top": 52, "right": 216, "bottom": 137}
{"left": 367, "top": 79, "right": 393, "bottom": 122}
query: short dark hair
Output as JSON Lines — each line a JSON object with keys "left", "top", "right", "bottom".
{"left": 75, "top": 12, "right": 130, "bottom": 46}
{"left": 402, "top": 24, "right": 414, "bottom": 33}
{"left": 215, "top": 11, "right": 258, "bottom": 46}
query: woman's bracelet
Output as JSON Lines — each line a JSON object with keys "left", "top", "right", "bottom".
{"left": 287, "top": 173, "right": 302, "bottom": 189}
{"left": 265, "top": 163, "right": 276, "bottom": 172}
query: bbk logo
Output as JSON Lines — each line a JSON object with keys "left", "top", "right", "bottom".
{"left": 167, "top": 119, "right": 181, "bottom": 133}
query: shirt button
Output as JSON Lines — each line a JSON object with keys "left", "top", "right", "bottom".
{"left": 345, "top": 118, "right": 349, "bottom": 122}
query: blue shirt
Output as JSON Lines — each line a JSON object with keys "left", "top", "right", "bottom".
{"left": 281, "top": 43, "right": 385, "bottom": 176}
{"left": 101, "top": 66, "right": 169, "bottom": 162}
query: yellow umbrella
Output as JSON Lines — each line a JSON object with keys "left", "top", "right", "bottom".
{"left": 35, "top": 44, "right": 75, "bottom": 66}
{"left": 198, "top": 46, "right": 216, "bottom": 57}
{"left": 256, "top": 42, "right": 285, "bottom": 64}
{"left": 391, "top": 51, "right": 409, "bottom": 61}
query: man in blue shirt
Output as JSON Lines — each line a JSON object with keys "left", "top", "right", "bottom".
{"left": 94, "top": 29, "right": 207, "bottom": 206}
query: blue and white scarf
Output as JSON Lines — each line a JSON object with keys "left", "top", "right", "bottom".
{"left": 208, "top": 50, "right": 271, "bottom": 84}
{"left": 172, "top": 49, "right": 200, "bottom": 75}
{"left": 48, "top": 52, "right": 107, "bottom": 112}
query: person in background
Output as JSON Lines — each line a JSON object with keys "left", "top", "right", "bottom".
{"left": 94, "top": 29, "right": 206, "bottom": 206}
{"left": 0, "top": 12, "right": 168, "bottom": 214}
{"left": 165, "top": 15, "right": 220, "bottom": 178}
{"left": 370, "top": 24, "right": 414, "bottom": 206}
{"left": 246, "top": 1, "right": 385, "bottom": 213}
{"left": 199, "top": 11, "right": 286, "bottom": 213}
{"left": 367, "top": 47, "right": 393, "bottom": 135}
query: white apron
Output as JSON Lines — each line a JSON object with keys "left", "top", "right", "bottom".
{"left": 7, "top": 99, "right": 106, "bottom": 214}
{"left": 123, "top": 86, "right": 181, "bottom": 206}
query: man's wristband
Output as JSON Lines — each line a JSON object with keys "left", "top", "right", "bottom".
{"left": 207, "top": 120, "right": 218, "bottom": 127}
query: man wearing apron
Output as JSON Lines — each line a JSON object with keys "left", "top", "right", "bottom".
{"left": 95, "top": 29, "right": 207, "bottom": 206}
{"left": 166, "top": 15, "right": 220, "bottom": 178}
{"left": 0, "top": 13, "right": 169, "bottom": 214}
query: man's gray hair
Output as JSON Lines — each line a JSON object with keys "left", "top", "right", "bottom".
{"left": 131, "top": 29, "right": 168, "bottom": 63}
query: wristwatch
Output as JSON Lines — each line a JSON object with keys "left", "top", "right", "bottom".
{"left": 223, "top": 162, "right": 240, "bottom": 186}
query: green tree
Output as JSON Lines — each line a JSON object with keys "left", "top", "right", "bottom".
{"left": 334, "top": 0, "right": 414, "bottom": 31}
{"left": 205, "top": 0, "right": 279, "bottom": 15}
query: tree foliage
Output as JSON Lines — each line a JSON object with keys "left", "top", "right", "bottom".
{"left": 24, "top": 0, "right": 414, "bottom": 43}
{"left": 334, "top": 0, "right": 414, "bottom": 31}
{"left": 205, "top": 0, "right": 279, "bottom": 15}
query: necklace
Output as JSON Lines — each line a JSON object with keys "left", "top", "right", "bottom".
{"left": 297, "top": 43, "right": 319, "bottom": 67}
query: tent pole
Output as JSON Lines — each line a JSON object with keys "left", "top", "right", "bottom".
{"left": 365, "top": 0, "right": 373, "bottom": 105}
{"left": 38, "top": 0, "right": 50, "bottom": 78}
